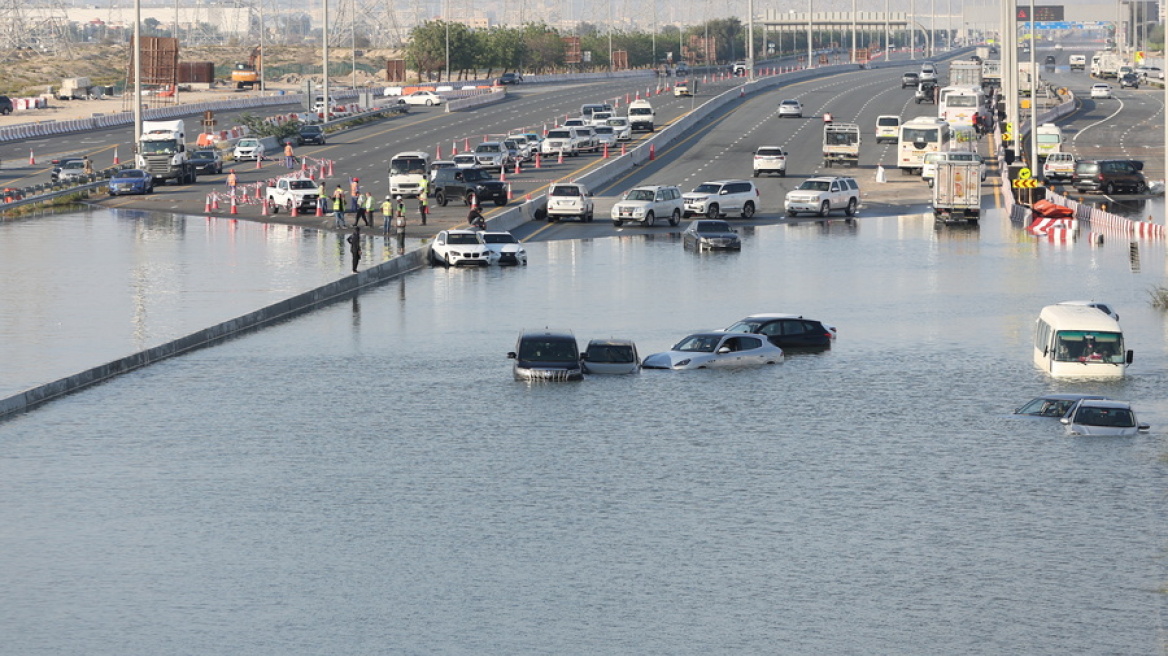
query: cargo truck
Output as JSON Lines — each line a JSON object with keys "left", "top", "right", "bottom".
{"left": 932, "top": 159, "right": 982, "bottom": 224}
{"left": 948, "top": 60, "right": 984, "bottom": 88}
{"left": 57, "top": 77, "right": 92, "bottom": 100}
{"left": 136, "top": 119, "right": 197, "bottom": 185}
{"left": 981, "top": 59, "right": 1002, "bottom": 88}
{"left": 822, "top": 123, "right": 861, "bottom": 167}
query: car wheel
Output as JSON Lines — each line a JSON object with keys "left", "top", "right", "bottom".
{"left": 845, "top": 198, "right": 857, "bottom": 216}
{"left": 586, "top": 211, "right": 594, "bottom": 223}
{"left": 494, "top": 199, "right": 507, "bottom": 207}
{"left": 1103, "top": 182, "right": 1115, "bottom": 195}
{"left": 268, "top": 198, "right": 279, "bottom": 213}
{"left": 613, "top": 220, "right": 622, "bottom": 227}
{"left": 753, "top": 170, "right": 759, "bottom": 177}
{"left": 443, "top": 253, "right": 452, "bottom": 267}
{"left": 780, "top": 169, "right": 787, "bottom": 177}
{"left": 1136, "top": 181, "right": 1148, "bottom": 194}
{"left": 436, "top": 191, "right": 448, "bottom": 206}
{"left": 669, "top": 209, "right": 681, "bottom": 226}
{"left": 646, "top": 211, "right": 656, "bottom": 227}
{"left": 286, "top": 199, "right": 295, "bottom": 213}
{"left": 742, "top": 201, "right": 755, "bottom": 218}
{"left": 819, "top": 201, "right": 831, "bottom": 217}
{"left": 706, "top": 203, "right": 720, "bottom": 219}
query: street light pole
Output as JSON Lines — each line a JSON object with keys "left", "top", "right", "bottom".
{"left": 323, "top": 0, "right": 330, "bottom": 121}
{"left": 747, "top": 0, "right": 754, "bottom": 80}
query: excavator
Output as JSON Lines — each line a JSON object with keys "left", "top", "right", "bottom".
{"left": 231, "top": 46, "right": 261, "bottom": 89}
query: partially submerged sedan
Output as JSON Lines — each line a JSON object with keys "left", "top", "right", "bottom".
{"left": 682, "top": 219, "right": 741, "bottom": 250}
{"left": 1014, "top": 394, "right": 1109, "bottom": 419}
{"left": 480, "top": 231, "right": 527, "bottom": 266}
{"left": 1061, "top": 399, "right": 1150, "bottom": 436}
{"left": 642, "top": 332, "right": 783, "bottom": 370}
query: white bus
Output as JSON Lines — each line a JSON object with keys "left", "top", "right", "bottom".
{"left": 937, "top": 86, "right": 983, "bottom": 128}
{"left": 1033, "top": 304, "right": 1132, "bottom": 378}
{"left": 897, "top": 117, "right": 951, "bottom": 175}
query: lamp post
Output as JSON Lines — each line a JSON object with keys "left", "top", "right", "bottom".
{"left": 133, "top": 0, "right": 142, "bottom": 146}
{"left": 747, "top": 0, "right": 754, "bottom": 80}
{"left": 807, "top": 0, "right": 813, "bottom": 68}
{"left": 323, "top": 0, "right": 330, "bottom": 122}
{"left": 444, "top": 0, "right": 450, "bottom": 83}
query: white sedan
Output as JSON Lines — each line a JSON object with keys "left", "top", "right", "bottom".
{"left": 778, "top": 99, "right": 803, "bottom": 118}
{"left": 1089, "top": 83, "right": 1112, "bottom": 99}
{"left": 430, "top": 229, "right": 497, "bottom": 266}
{"left": 641, "top": 331, "right": 784, "bottom": 369}
{"left": 480, "top": 231, "right": 527, "bottom": 266}
{"left": 399, "top": 90, "right": 446, "bottom": 106}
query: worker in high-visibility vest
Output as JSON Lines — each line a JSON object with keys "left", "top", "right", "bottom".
{"left": 283, "top": 141, "right": 296, "bottom": 168}
{"left": 226, "top": 169, "right": 238, "bottom": 195}
{"left": 361, "top": 191, "right": 375, "bottom": 227}
{"left": 380, "top": 196, "right": 393, "bottom": 233}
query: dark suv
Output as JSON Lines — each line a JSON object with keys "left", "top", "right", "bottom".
{"left": 1073, "top": 159, "right": 1147, "bottom": 195}
{"left": 0, "top": 95, "right": 12, "bottom": 115}
{"left": 431, "top": 167, "right": 508, "bottom": 206}
{"left": 723, "top": 314, "right": 837, "bottom": 349}
{"left": 297, "top": 124, "right": 326, "bottom": 145}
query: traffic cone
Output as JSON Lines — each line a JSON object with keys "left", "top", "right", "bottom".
{"left": 739, "top": 87, "right": 745, "bottom": 98}
{"left": 255, "top": 155, "right": 262, "bottom": 169}
{"left": 525, "top": 193, "right": 531, "bottom": 202}
{"left": 212, "top": 195, "right": 220, "bottom": 210}
{"left": 113, "top": 147, "right": 120, "bottom": 165}
{"left": 557, "top": 151, "right": 564, "bottom": 165}
{"left": 230, "top": 195, "right": 238, "bottom": 214}
{"left": 255, "top": 184, "right": 262, "bottom": 200}
{"left": 507, "top": 183, "right": 513, "bottom": 200}
{"left": 621, "top": 143, "right": 627, "bottom": 156}
{"left": 535, "top": 152, "right": 542, "bottom": 169}
{"left": 291, "top": 201, "right": 299, "bottom": 217}
{"left": 204, "top": 195, "right": 211, "bottom": 212}
{"left": 603, "top": 143, "right": 609, "bottom": 159}
{"left": 262, "top": 198, "right": 270, "bottom": 216}
{"left": 469, "top": 192, "right": 477, "bottom": 208}
{"left": 649, "top": 144, "right": 656, "bottom": 161}
{"left": 328, "top": 160, "right": 334, "bottom": 176}
{"left": 464, "top": 137, "right": 470, "bottom": 151}
{"left": 436, "top": 144, "right": 442, "bottom": 159}
{"left": 514, "top": 160, "right": 521, "bottom": 175}
{"left": 452, "top": 140, "right": 458, "bottom": 155}
{"left": 499, "top": 168, "right": 506, "bottom": 182}
{"left": 29, "top": 149, "right": 35, "bottom": 165}
{"left": 315, "top": 201, "right": 323, "bottom": 217}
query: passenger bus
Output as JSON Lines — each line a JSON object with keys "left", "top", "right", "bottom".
{"left": 1033, "top": 304, "right": 1132, "bottom": 378}
{"left": 897, "top": 117, "right": 951, "bottom": 175}
{"left": 937, "top": 86, "right": 983, "bottom": 128}
{"left": 388, "top": 151, "right": 431, "bottom": 198}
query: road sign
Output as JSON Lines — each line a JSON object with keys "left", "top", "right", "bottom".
{"left": 1016, "top": 5, "right": 1064, "bottom": 21}
{"left": 1013, "top": 178, "right": 1039, "bottom": 188}
{"left": 1018, "top": 167, "right": 1032, "bottom": 180}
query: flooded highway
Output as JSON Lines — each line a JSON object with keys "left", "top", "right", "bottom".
{"left": 2, "top": 201, "right": 1167, "bottom": 653}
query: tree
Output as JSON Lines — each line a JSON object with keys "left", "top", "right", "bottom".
{"left": 405, "top": 21, "right": 449, "bottom": 82}
{"left": 521, "top": 24, "right": 564, "bottom": 73}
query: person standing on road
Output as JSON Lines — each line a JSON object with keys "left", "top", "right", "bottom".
{"left": 353, "top": 190, "right": 368, "bottom": 226}
{"left": 417, "top": 192, "right": 429, "bottom": 226}
{"left": 350, "top": 177, "right": 360, "bottom": 198}
{"left": 381, "top": 195, "right": 393, "bottom": 233}
{"left": 227, "top": 169, "right": 238, "bottom": 195}
{"left": 361, "top": 191, "right": 375, "bottom": 227}
{"left": 284, "top": 141, "right": 296, "bottom": 169}
{"left": 394, "top": 204, "right": 407, "bottom": 253}
{"left": 333, "top": 191, "right": 346, "bottom": 228}
{"left": 347, "top": 226, "right": 362, "bottom": 273}
{"left": 317, "top": 180, "right": 328, "bottom": 215}
{"left": 83, "top": 155, "right": 93, "bottom": 175}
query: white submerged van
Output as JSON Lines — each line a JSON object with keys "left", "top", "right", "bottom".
{"left": 1033, "top": 304, "right": 1132, "bottom": 378}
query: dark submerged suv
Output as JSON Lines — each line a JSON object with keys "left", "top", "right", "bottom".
{"left": 431, "top": 167, "right": 508, "bottom": 206}
{"left": 1072, "top": 159, "right": 1146, "bottom": 195}
{"left": 723, "top": 314, "right": 837, "bottom": 349}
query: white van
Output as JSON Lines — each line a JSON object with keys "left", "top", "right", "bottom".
{"left": 388, "top": 151, "right": 431, "bottom": 197}
{"left": 628, "top": 99, "right": 655, "bottom": 132}
{"left": 1035, "top": 123, "right": 1063, "bottom": 158}
{"left": 1033, "top": 304, "right": 1132, "bottom": 378}
{"left": 875, "top": 115, "right": 901, "bottom": 143}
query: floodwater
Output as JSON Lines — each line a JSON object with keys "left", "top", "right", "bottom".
{"left": 2, "top": 206, "right": 1167, "bottom": 654}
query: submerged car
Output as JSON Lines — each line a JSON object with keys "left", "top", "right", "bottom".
{"left": 581, "top": 339, "right": 640, "bottom": 375}
{"left": 723, "top": 313, "right": 837, "bottom": 349}
{"left": 1014, "top": 394, "right": 1109, "bottom": 419}
{"left": 430, "top": 229, "right": 497, "bottom": 266}
{"left": 508, "top": 329, "right": 583, "bottom": 381}
{"left": 682, "top": 219, "right": 741, "bottom": 250}
{"left": 641, "top": 332, "right": 784, "bottom": 370}
{"left": 107, "top": 168, "right": 154, "bottom": 195}
{"left": 480, "top": 231, "right": 527, "bottom": 266}
{"left": 1061, "top": 399, "right": 1150, "bottom": 436}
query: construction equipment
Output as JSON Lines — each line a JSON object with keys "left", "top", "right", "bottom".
{"left": 231, "top": 46, "right": 261, "bottom": 89}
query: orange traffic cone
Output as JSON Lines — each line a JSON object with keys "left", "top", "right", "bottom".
{"left": 621, "top": 143, "right": 627, "bottom": 156}
{"left": 29, "top": 149, "right": 35, "bottom": 165}
{"left": 113, "top": 147, "right": 120, "bottom": 166}
{"left": 315, "top": 201, "right": 323, "bottom": 217}
{"left": 204, "top": 195, "right": 212, "bottom": 212}
{"left": 452, "top": 140, "right": 459, "bottom": 155}
{"left": 507, "top": 183, "right": 513, "bottom": 201}
{"left": 464, "top": 137, "right": 470, "bottom": 151}
{"left": 291, "top": 201, "right": 299, "bottom": 217}
{"left": 535, "top": 152, "right": 542, "bottom": 169}
{"left": 557, "top": 151, "right": 564, "bottom": 164}
{"left": 603, "top": 143, "right": 609, "bottom": 159}
{"left": 262, "top": 198, "right": 270, "bottom": 216}
{"left": 212, "top": 195, "right": 220, "bottom": 210}
{"left": 500, "top": 168, "right": 506, "bottom": 182}
{"left": 255, "top": 155, "right": 262, "bottom": 170}
{"left": 514, "top": 160, "right": 521, "bottom": 175}
{"left": 230, "top": 195, "right": 238, "bottom": 214}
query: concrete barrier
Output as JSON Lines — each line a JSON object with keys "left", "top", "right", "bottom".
{"left": 0, "top": 246, "right": 428, "bottom": 420}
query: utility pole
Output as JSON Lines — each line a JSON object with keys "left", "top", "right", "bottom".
{"left": 323, "top": 0, "right": 330, "bottom": 122}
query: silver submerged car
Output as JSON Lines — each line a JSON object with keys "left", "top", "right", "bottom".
{"left": 581, "top": 339, "right": 640, "bottom": 375}
{"left": 1061, "top": 399, "right": 1150, "bottom": 436}
{"left": 641, "top": 332, "right": 783, "bottom": 370}
{"left": 682, "top": 220, "right": 741, "bottom": 250}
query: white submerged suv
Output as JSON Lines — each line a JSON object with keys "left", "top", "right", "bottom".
{"left": 545, "top": 182, "right": 594, "bottom": 222}
{"left": 784, "top": 176, "right": 861, "bottom": 217}
{"left": 682, "top": 180, "right": 760, "bottom": 219}
{"left": 611, "top": 185, "right": 684, "bottom": 227}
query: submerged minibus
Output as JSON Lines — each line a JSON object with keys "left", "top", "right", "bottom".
{"left": 1033, "top": 304, "right": 1132, "bottom": 378}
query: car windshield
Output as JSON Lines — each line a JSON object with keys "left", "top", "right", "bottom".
{"left": 924, "top": 153, "right": 944, "bottom": 164}
{"left": 63, "top": 161, "right": 86, "bottom": 169}
{"left": 141, "top": 141, "right": 176, "bottom": 155}
{"left": 454, "top": 155, "right": 476, "bottom": 164}
{"left": 288, "top": 180, "right": 315, "bottom": 189}
{"left": 476, "top": 144, "right": 501, "bottom": 153}
{"left": 673, "top": 334, "right": 721, "bottom": 353}
{"left": 878, "top": 117, "right": 900, "bottom": 126}
{"left": 446, "top": 233, "right": 480, "bottom": 245}
{"left": 1052, "top": 330, "right": 1124, "bottom": 363}
{"left": 629, "top": 107, "right": 651, "bottom": 116}
{"left": 696, "top": 221, "right": 731, "bottom": 232}
{"left": 193, "top": 151, "right": 216, "bottom": 159}
{"left": 238, "top": 139, "right": 259, "bottom": 147}
{"left": 117, "top": 170, "right": 147, "bottom": 178}
{"left": 550, "top": 185, "right": 580, "bottom": 197}
{"left": 1073, "top": 406, "right": 1136, "bottom": 428}
{"left": 390, "top": 158, "right": 427, "bottom": 174}
{"left": 692, "top": 183, "right": 722, "bottom": 194}
{"left": 626, "top": 189, "right": 655, "bottom": 201}
{"left": 300, "top": 127, "right": 321, "bottom": 134}
{"left": 725, "top": 320, "right": 763, "bottom": 333}
{"left": 547, "top": 130, "right": 571, "bottom": 138}
{"left": 1017, "top": 397, "right": 1081, "bottom": 416}
{"left": 462, "top": 169, "right": 489, "bottom": 181}
{"left": 607, "top": 119, "right": 628, "bottom": 126}
{"left": 586, "top": 345, "right": 635, "bottom": 363}
{"left": 482, "top": 233, "right": 518, "bottom": 244}
{"left": 797, "top": 180, "right": 831, "bottom": 191}
{"left": 518, "top": 339, "right": 577, "bottom": 362}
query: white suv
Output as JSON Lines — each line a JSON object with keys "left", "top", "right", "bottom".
{"left": 541, "top": 128, "right": 580, "bottom": 157}
{"left": 682, "top": 180, "right": 760, "bottom": 219}
{"left": 474, "top": 141, "right": 510, "bottom": 171}
{"left": 752, "top": 146, "right": 787, "bottom": 177}
{"left": 610, "top": 185, "right": 684, "bottom": 227}
{"left": 784, "top": 176, "right": 861, "bottom": 217}
{"left": 545, "top": 183, "right": 594, "bottom": 222}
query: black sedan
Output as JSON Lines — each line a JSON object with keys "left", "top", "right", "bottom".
{"left": 297, "top": 125, "right": 327, "bottom": 145}
{"left": 189, "top": 149, "right": 223, "bottom": 175}
{"left": 723, "top": 313, "right": 838, "bottom": 349}
{"left": 107, "top": 169, "right": 154, "bottom": 195}
{"left": 682, "top": 219, "right": 741, "bottom": 251}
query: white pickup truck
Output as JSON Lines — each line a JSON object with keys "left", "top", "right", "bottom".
{"left": 1042, "top": 152, "right": 1076, "bottom": 183}
{"left": 266, "top": 177, "right": 320, "bottom": 213}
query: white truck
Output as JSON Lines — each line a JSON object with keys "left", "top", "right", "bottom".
{"left": 822, "top": 123, "right": 861, "bottom": 167}
{"left": 981, "top": 59, "right": 1002, "bottom": 88}
{"left": 136, "top": 120, "right": 196, "bottom": 185}
{"left": 1042, "top": 152, "right": 1076, "bottom": 182}
{"left": 628, "top": 99, "right": 655, "bottom": 132}
{"left": 58, "top": 77, "right": 92, "bottom": 100}
{"left": 975, "top": 46, "right": 992, "bottom": 61}
{"left": 948, "top": 60, "right": 983, "bottom": 88}
{"left": 1068, "top": 54, "right": 1087, "bottom": 71}
{"left": 266, "top": 177, "right": 320, "bottom": 213}
{"left": 932, "top": 160, "right": 982, "bottom": 224}
{"left": 1092, "top": 51, "right": 1124, "bottom": 78}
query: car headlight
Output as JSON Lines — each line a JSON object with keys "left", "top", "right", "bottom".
{"left": 675, "top": 359, "right": 691, "bottom": 367}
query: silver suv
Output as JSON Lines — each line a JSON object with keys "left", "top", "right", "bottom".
{"left": 682, "top": 180, "right": 760, "bottom": 219}
{"left": 473, "top": 141, "right": 510, "bottom": 171}
{"left": 545, "top": 183, "right": 595, "bottom": 222}
{"left": 610, "top": 185, "right": 684, "bottom": 227}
